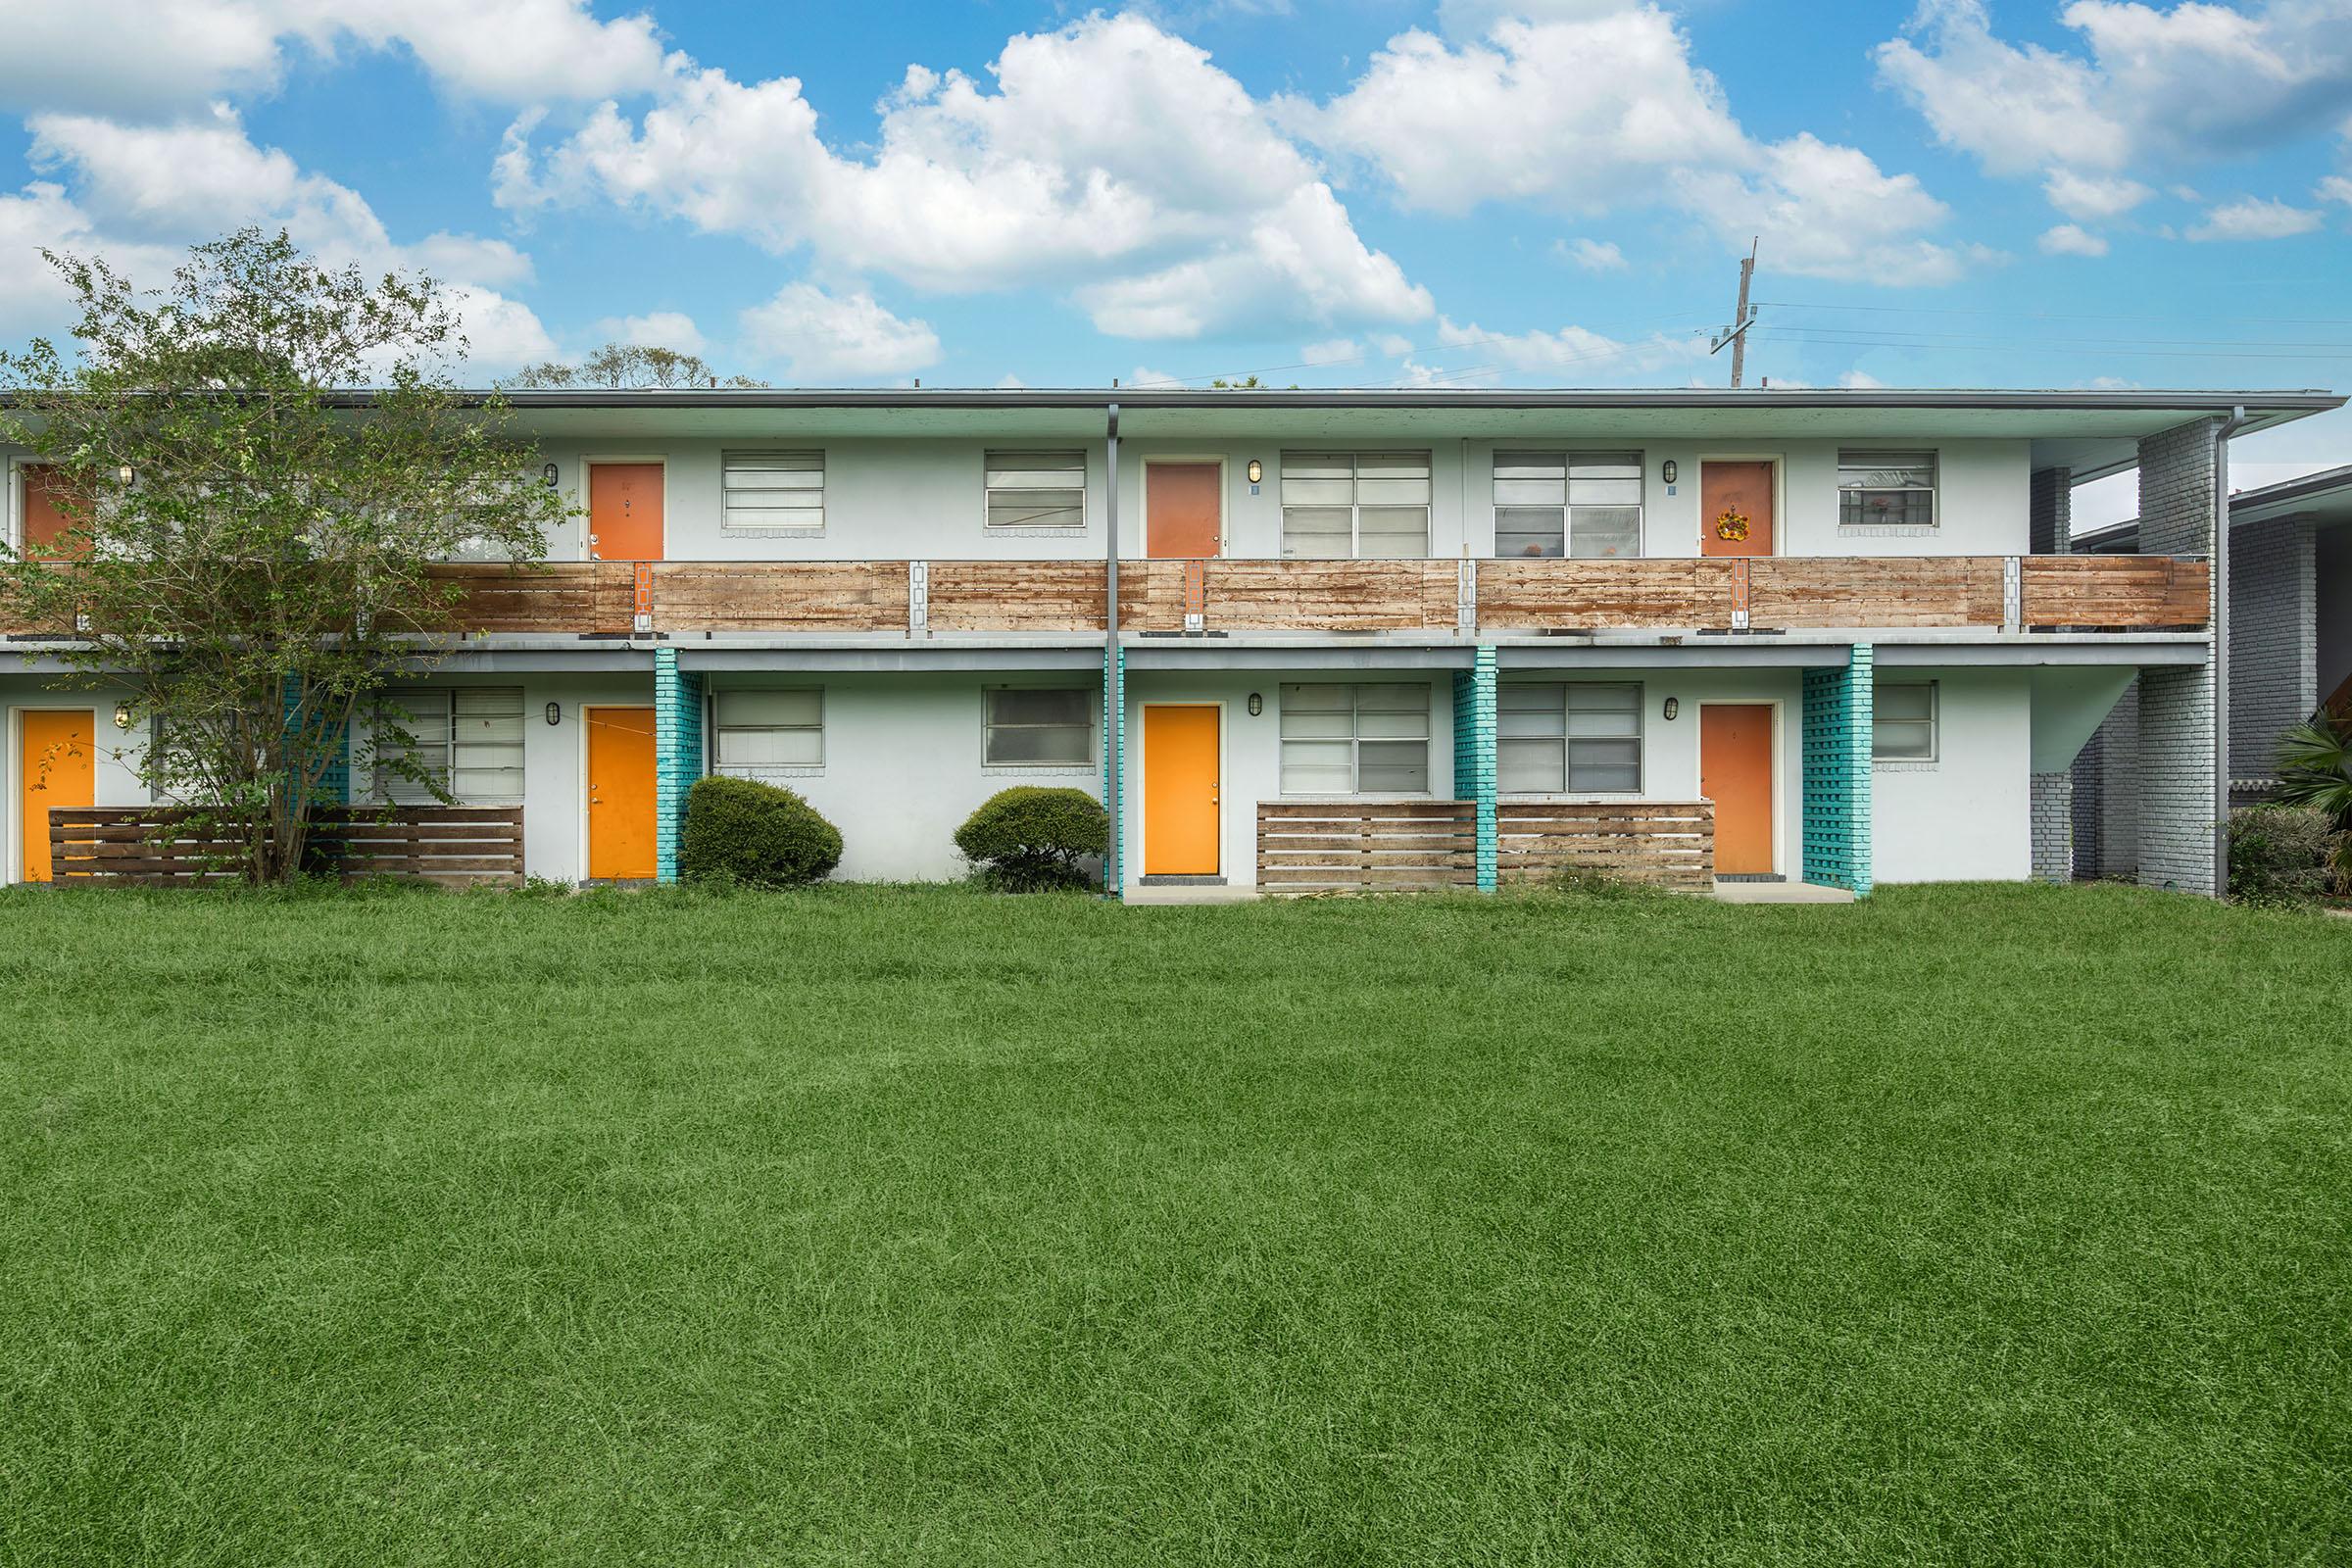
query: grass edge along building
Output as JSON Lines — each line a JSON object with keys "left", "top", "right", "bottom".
{"left": 4, "top": 386, "right": 2339, "bottom": 897}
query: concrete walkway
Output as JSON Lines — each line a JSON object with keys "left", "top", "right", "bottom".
{"left": 1710, "top": 879, "right": 1855, "bottom": 904}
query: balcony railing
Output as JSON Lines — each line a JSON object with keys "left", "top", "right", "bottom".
{"left": 2, "top": 555, "right": 2209, "bottom": 639}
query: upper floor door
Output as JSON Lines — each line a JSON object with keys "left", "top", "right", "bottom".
{"left": 588, "top": 463, "right": 664, "bottom": 561}
{"left": 1146, "top": 461, "right": 1223, "bottom": 558}
{"left": 1700, "top": 460, "right": 1775, "bottom": 557}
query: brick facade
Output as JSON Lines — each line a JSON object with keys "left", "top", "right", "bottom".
{"left": 1800, "top": 645, "right": 1873, "bottom": 896}
{"left": 653, "top": 647, "right": 705, "bottom": 884}
{"left": 1451, "top": 647, "right": 1497, "bottom": 892}
{"left": 2029, "top": 466, "right": 2072, "bottom": 555}
{"left": 2030, "top": 770, "right": 2073, "bottom": 882}
{"left": 2229, "top": 517, "right": 2317, "bottom": 782}
{"left": 1102, "top": 644, "right": 1125, "bottom": 897}
{"left": 2132, "top": 418, "right": 2223, "bottom": 895}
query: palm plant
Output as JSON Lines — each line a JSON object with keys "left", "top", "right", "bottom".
{"left": 2276, "top": 712, "right": 2352, "bottom": 892}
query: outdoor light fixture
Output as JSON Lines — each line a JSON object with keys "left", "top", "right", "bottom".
{"left": 113, "top": 702, "right": 132, "bottom": 730}
{"left": 1248, "top": 692, "right": 1263, "bottom": 716}
{"left": 541, "top": 463, "right": 560, "bottom": 488}
{"left": 545, "top": 702, "right": 562, "bottom": 726}
{"left": 1247, "top": 459, "right": 1263, "bottom": 485}
{"left": 1661, "top": 460, "right": 1678, "bottom": 485}
{"left": 117, "top": 465, "right": 134, "bottom": 486}
{"left": 1662, "top": 697, "right": 1679, "bottom": 720}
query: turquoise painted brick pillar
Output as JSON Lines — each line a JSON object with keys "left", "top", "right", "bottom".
{"left": 1801, "top": 644, "right": 1874, "bottom": 897}
{"left": 654, "top": 648, "right": 706, "bottom": 883}
{"left": 1451, "top": 645, "right": 1497, "bottom": 892}
{"left": 282, "top": 673, "right": 350, "bottom": 805}
{"left": 1102, "top": 644, "right": 1126, "bottom": 899}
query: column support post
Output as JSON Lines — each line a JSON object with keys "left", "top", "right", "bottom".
{"left": 654, "top": 647, "right": 705, "bottom": 885}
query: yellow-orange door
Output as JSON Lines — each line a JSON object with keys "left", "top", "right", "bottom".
{"left": 1700, "top": 704, "right": 1774, "bottom": 876}
{"left": 589, "top": 463, "right": 664, "bottom": 561}
{"left": 1143, "top": 705, "right": 1219, "bottom": 876}
{"left": 587, "top": 707, "right": 658, "bottom": 880}
{"left": 1700, "top": 460, "right": 1775, "bottom": 557}
{"left": 19, "top": 710, "right": 93, "bottom": 883}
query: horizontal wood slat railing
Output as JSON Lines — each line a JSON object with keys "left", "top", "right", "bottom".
{"left": 47, "top": 806, "right": 524, "bottom": 888}
{"left": 1495, "top": 800, "right": 1715, "bottom": 891}
{"left": 1256, "top": 801, "right": 1479, "bottom": 893}
{"left": 306, "top": 554, "right": 2220, "bottom": 639}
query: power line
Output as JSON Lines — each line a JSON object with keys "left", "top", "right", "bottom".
{"left": 1755, "top": 299, "right": 2352, "bottom": 329}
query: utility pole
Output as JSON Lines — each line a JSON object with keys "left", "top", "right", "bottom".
{"left": 1709, "top": 238, "right": 1758, "bottom": 388}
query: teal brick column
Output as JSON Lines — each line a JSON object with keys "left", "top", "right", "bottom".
{"left": 654, "top": 648, "right": 705, "bottom": 884}
{"left": 1451, "top": 645, "right": 1497, "bottom": 892}
{"left": 282, "top": 673, "right": 350, "bottom": 805}
{"left": 1801, "top": 644, "right": 1874, "bottom": 897}
{"left": 1102, "top": 644, "right": 1126, "bottom": 899}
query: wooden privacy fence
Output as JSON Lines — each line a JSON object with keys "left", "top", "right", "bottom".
{"left": 47, "top": 806, "right": 524, "bottom": 888}
{"left": 1256, "top": 801, "right": 1479, "bottom": 894}
{"left": 1496, "top": 800, "right": 1715, "bottom": 892}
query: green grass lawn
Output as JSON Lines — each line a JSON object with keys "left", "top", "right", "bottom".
{"left": 2, "top": 882, "right": 2348, "bottom": 1566}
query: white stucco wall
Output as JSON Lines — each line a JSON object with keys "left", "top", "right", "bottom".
{"left": 1871, "top": 666, "right": 2034, "bottom": 883}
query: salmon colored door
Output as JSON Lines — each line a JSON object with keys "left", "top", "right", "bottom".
{"left": 19, "top": 710, "right": 93, "bottom": 883}
{"left": 1700, "top": 704, "right": 1774, "bottom": 877}
{"left": 586, "top": 707, "right": 658, "bottom": 880}
{"left": 17, "top": 466, "right": 80, "bottom": 560}
{"left": 1147, "top": 463, "right": 1223, "bottom": 558}
{"left": 1143, "top": 705, "right": 1220, "bottom": 875}
{"left": 588, "top": 463, "right": 664, "bottom": 561}
{"left": 1700, "top": 461, "right": 1775, "bottom": 557}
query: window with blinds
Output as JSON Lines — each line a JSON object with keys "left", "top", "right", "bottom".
{"left": 1278, "top": 684, "right": 1432, "bottom": 794}
{"left": 374, "top": 687, "right": 525, "bottom": 804}
{"left": 1838, "top": 450, "right": 1936, "bottom": 527}
{"left": 722, "top": 450, "right": 825, "bottom": 530}
{"left": 984, "top": 688, "right": 1094, "bottom": 765}
{"left": 714, "top": 689, "right": 823, "bottom": 771}
{"left": 985, "top": 452, "right": 1086, "bottom": 530}
{"left": 1497, "top": 683, "right": 1642, "bottom": 793}
{"left": 1493, "top": 451, "right": 1642, "bottom": 558}
{"left": 1279, "top": 452, "right": 1432, "bottom": 558}
{"left": 1874, "top": 681, "right": 1938, "bottom": 760}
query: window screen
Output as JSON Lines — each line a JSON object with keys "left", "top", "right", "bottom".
{"left": 985, "top": 687, "right": 1094, "bottom": 764}
{"left": 1874, "top": 681, "right": 1937, "bottom": 760}
{"left": 1498, "top": 682, "right": 1642, "bottom": 792}
{"left": 1493, "top": 452, "right": 1642, "bottom": 558}
{"left": 375, "top": 687, "right": 524, "bottom": 804}
{"left": 1280, "top": 452, "right": 1432, "bottom": 558}
{"left": 986, "top": 452, "right": 1086, "bottom": 530}
{"left": 1839, "top": 451, "right": 1936, "bottom": 527}
{"left": 723, "top": 451, "right": 824, "bottom": 530}
{"left": 714, "top": 688, "right": 823, "bottom": 769}
{"left": 1279, "top": 684, "right": 1432, "bottom": 794}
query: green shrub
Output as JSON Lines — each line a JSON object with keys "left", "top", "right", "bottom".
{"left": 678, "top": 775, "right": 842, "bottom": 888}
{"left": 2227, "top": 803, "right": 2344, "bottom": 906}
{"left": 955, "top": 786, "right": 1106, "bottom": 892}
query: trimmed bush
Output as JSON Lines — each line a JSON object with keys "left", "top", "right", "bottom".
{"left": 679, "top": 775, "right": 842, "bottom": 888}
{"left": 2227, "top": 803, "right": 2344, "bottom": 906}
{"left": 955, "top": 786, "right": 1107, "bottom": 892}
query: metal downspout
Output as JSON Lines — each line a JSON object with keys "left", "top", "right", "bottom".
{"left": 2213, "top": 404, "right": 2248, "bottom": 894}
{"left": 1104, "top": 402, "right": 1123, "bottom": 899}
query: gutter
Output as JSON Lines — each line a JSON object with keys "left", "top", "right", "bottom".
{"left": 1103, "top": 401, "right": 1123, "bottom": 901}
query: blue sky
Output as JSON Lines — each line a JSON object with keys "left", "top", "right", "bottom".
{"left": 4, "top": 0, "right": 2350, "bottom": 517}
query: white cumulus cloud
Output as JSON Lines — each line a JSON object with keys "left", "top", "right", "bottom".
{"left": 738, "top": 283, "right": 939, "bottom": 381}
{"left": 2038, "top": 222, "right": 2110, "bottom": 256}
{"left": 2185, "top": 196, "right": 2325, "bottom": 241}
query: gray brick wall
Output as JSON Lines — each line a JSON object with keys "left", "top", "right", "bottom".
{"left": 2132, "top": 417, "right": 2222, "bottom": 895}
{"left": 2229, "top": 517, "right": 2317, "bottom": 780}
{"left": 2072, "top": 677, "right": 2140, "bottom": 879}
{"left": 2031, "top": 770, "right": 2073, "bottom": 882}
{"left": 2030, "top": 466, "right": 2072, "bottom": 554}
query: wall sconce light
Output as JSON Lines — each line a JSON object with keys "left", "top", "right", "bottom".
{"left": 1247, "top": 692, "right": 1263, "bottom": 716}
{"left": 541, "top": 463, "right": 560, "bottom": 488}
{"left": 113, "top": 702, "right": 132, "bottom": 730}
{"left": 545, "top": 702, "right": 562, "bottom": 726}
{"left": 1662, "top": 697, "right": 1679, "bottom": 720}
{"left": 1246, "top": 459, "right": 1263, "bottom": 485}
{"left": 1660, "top": 460, "right": 1678, "bottom": 485}
{"left": 117, "top": 465, "right": 135, "bottom": 487}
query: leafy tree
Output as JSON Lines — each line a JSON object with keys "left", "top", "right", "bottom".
{"left": 0, "top": 227, "right": 570, "bottom": 883}
{"left": 502, "top": 343, "right": 767, "bottom": 390}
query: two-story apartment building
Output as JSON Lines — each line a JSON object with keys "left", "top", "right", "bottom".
{"left": 5, "top": 387, "right": 2339, "bottom": 896}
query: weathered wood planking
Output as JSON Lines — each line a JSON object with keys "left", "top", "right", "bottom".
{"left": 1495, "top": 800, "right": 1715, "bottom": 892}
{"left": 1746, "top": 558, "right": 2006, "bottom": 628}
{"left": 1478, "top": 559, "right": 1730, "bottom": 630}
{"left": 929, "top": 561, "right": 1107, "bottom": 631}
{"left": 1256, "top": 800, "right": 1478, "bottom": 894}
{"left": 48, "top": 805, "right": 524, "bottom": 888}
{"left": 654, "top": 562, "right": 910, "bottom": 631}
{"left": 2020, "top": 555, "right": 2209, "bottom": 628}
{"left": 431, "top": 563, "right": 637, "bottom": 634}
{"left": 1123, "top": 560, "right": 1455, "bottom": 632}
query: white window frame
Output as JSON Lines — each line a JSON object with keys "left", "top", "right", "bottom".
{"left": 1279, "top": 451, "right": 1434, "bottom": 559}
{"left": 1873, "top": 680, "right": 1939, "bottom": 763}
{"left": 711, "top": 687, "right": 825, "bottom": 777}
{"left": 1278, "top": 683, "right": 1434, "bottom": 796}
{"left": 372, "top": 686, "right": 526, "bottom": 805}
{"left": 984, "top": 451, "right": 1088, "bottom": 534}
{"left": 1492, "top": 452, "right": 1644, "bottom": 559}
{"left": 1498, "top": 681, "right": 1644, "bottom": 795}
{"left": 1838, "top": 450, "right": 1938, "bottom": 531}
{"left": 721, "top": 450, "right": 826, "bottom": 534}
{"left": 983, "top": 686, "right": 1097, "bottom": 772}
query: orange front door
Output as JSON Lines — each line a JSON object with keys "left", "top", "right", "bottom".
{"left": 587, "top": 707, "right": 658, "bottom": 880}
{"left": 1700, "top": 705, "right": 1774, "bottom": 876}
{"left": 1147, "top": 463, "right": 1223, "bottom": 558}
{"left": 17, "top": 466, "right": 81, "bottom": 560}
{"left": 1700, "top": 461, "right": 1775, "bottom": 557}
{"left": 589, "top": 463, "right": 664, "bottom": 561}
{"left": 1143, "top": 705, "right": 1219, "bottom": 875}
{"left": 19, "top": 710, "right": 93, "bottom": 883}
